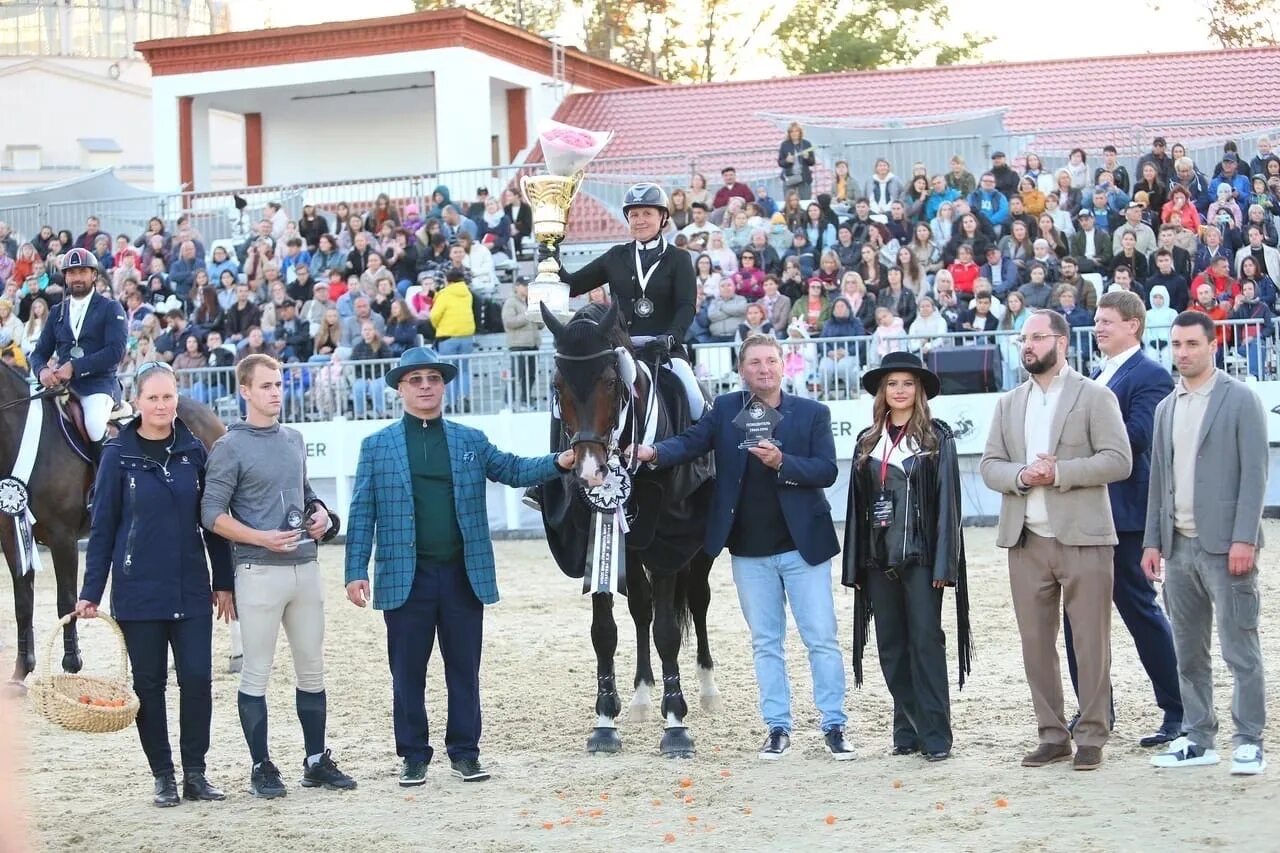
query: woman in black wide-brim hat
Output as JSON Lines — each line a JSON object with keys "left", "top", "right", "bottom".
{"left": 841, "top": 350, "right": 971, "bottom": 761}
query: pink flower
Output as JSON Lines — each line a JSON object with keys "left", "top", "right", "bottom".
{"left": 542, "top": 128, "right": 598, "bottom": 149}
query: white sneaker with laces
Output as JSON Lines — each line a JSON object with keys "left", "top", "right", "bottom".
{"left": 1151, "top": 736, "right": 1220, "bottom": 768}
{"left": 1230, "top": 744, "right": 1266, "bottom": 776}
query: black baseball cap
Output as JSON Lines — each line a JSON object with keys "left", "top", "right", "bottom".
{"left": 280, "top": 298, "right": 296, "bottom": 308}
{"left": 1153, "top": 137, "right": 1167, "bottom": 146}
{"left": 991, "top": 151, "right": 1006, "bottom": 159}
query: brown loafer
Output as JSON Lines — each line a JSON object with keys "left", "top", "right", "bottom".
{"left": 1073, "top": 745, "right": 1103, "bottom": 771}
{"left": 1022, "top": 742, "right": 1073, "bottom": 767}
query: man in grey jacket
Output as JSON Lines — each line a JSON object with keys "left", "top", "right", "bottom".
{"left": 706, "top": 278, "right": 747, "bottom": 341}
{"left": 1143, "top": 311, "right": 1268, "bottom": 775}
{"left": 202, "top": 353, "right": 353, "bottom": 798}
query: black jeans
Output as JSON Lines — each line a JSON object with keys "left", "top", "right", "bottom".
{"left": 119, "top": 614, "right": 213, "bottom": 777}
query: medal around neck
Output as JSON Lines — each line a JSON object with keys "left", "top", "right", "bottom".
{"left": 733, "top": 395, "right": 783, "bottom": 450}
{"left": 633, "top": 297, "right": 654, "bottom": 318}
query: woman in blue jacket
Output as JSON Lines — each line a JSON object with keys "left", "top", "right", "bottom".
{"left": 75, "top": 362, "right": 233, "bottom": 808}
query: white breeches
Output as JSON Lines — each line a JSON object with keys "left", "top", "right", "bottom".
{"left": 81, "top": 393, "right": 114, "bottom": 442}
{"left": 666, "top": 357, "right": 708, "bottom": 421}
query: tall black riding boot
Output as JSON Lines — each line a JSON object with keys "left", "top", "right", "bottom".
{"left": 87, "top": 437, "right": 106, "bottom": 466}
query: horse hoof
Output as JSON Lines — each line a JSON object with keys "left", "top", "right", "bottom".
{"left": 700, "top": 692, "right": 724, "bottom": 714}
{"left": 587, "top": 727, "right": 622, "bottom": 755}
{"left": 228, "top": 655, "right": 243, "bottom": 674}
{"left": 660, "top": 727, "right": 695, "bottom": 759}
{"left": 61, "top": 653, "right": 83, "bottom": 674}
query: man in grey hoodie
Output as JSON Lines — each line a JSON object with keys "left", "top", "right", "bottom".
{"left": 202, "top": 353, "right": 353, "bottom": 799}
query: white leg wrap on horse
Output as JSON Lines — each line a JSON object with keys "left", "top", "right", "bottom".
{"left": 665, "top": 711, "right": 685, "bottom": 730}
{"left": 665, "top": 358, "right": 707, "bottom": 420}
{"left": 698, "top": 665, "right": 723, "bottom": 711}
{"left": 595, "top": 713, "right": 618, "bottom": 729}
{"left": 81, "top": 393, "right": 114, "bottom": 442}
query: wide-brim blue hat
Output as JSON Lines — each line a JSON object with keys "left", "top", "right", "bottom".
{"left": 385, "top": 346, "right": 457, "bottom": 387}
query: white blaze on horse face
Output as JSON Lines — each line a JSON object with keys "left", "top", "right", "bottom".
{"left": 578, "top": 450, "right": 605, "bottom": 488}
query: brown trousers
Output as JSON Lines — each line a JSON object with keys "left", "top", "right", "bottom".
{"left": 1008, "top": 531, "right": 1114, "bottom": 748}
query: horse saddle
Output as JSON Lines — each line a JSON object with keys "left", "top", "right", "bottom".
{"left": 55, "top": 393, "right": 134, "bottom": 459}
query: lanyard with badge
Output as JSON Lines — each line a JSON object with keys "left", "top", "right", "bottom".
{"left": 66, "top": 296, "right": 89, "bottom": 358}
{"left": 872, "top": 423, "right": 907, "bottom": 528}
{"left": 632, "top": 238, "right": 665, "bottom": 319}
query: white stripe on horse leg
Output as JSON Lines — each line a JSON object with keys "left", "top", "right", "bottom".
{"left": 664, "top": 711, "right": 685, "bottom": 730}
{"left": 628, "top": 681, "right": 652, "bottom": 722}
{"left": 698, "top": 665, "right": 723, "bottom": 713}
{"left": 595, "top": 713, "right": 618, "bottom": 729}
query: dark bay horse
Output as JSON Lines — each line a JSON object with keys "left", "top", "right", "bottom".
{"left": 0, "top": 363, "right": 226, "bottom": 690}
{"left": 539, "top": 302, "right": 720, "bottom": 758}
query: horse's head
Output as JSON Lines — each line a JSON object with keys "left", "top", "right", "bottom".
{"left": 543, "top": 302, "right": 634, "bottom": 491}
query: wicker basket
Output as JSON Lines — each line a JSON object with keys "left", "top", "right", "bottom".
{"left": 30, "top": 613, "right": 139, "bottom": 734}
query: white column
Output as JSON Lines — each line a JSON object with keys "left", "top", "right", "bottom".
{"left": 433, "top": 64, "right": 492, "bottom": 173}
{"left": 190, "top": 98, "right": 211, "bottom": 192}
{"left": 152, "top": 89, "right": 182, "bottom": 192}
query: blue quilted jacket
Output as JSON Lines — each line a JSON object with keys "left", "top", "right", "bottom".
{"left": 344, "top": 417, "right": 560, "bottom": 609}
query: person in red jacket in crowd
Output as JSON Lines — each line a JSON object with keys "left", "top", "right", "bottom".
{"left": 946, "top": 243, "right": 981, "bottom": 300}
{"left": 1161, "top": 185, "right": 1202, "bottom": 233}
{"left": 1190, "top": 255, "right": 1239, "bottom": 301}
{"left": 713, "top": 167, "right": 756, "bottom": 210}
{"left": 1188, "top": 281, "right": 1232, "bottom": 353}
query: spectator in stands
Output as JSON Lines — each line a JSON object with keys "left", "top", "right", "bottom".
{"left": 1210, "top": 153, "right": 1251, "bottom": 203}
{"left": 223, "top": 284, "right": 262, "bottom": 346}
{"left": 1146, "top": 249, "right": 1190, "bottom": 312}
{"left": 736, "top": 301, "right": 775, "bottom": 345}
{"left": 338, "top": 293, "right": 387, "bottom": 355}
{"left": 1160, "top": 184, "right": 1201, "bottom": 234}
{"left": 21, "top": 294, "right": 48, "bottom": 355}
{"left": 830, "top": 160, "right": 857, "bottom": 211}
{"left": 168, "top": 241, "right": 202, "bottom": 301}
{"left": 425, "top": 186, "right": 450, "bottom": 219}
{"left": 1143, "top": 285, "right": 1176, "bottom": 368}
{"left": 1055, "top": 286, "right": 1092, "bottom": 329}
{"left": 723, "top": 209, "right": 753, "bottom": 253}
{"left": 279, "top": 237, "right": 311, "bottom": 284}
{"left": 946, "top": 155, "right": 976, "bottom": 197}
{"left": 1047, "top": 170, "right": 1080, "bottom": 217}
{"left": 982, "top": 245, "right": 1021, "bottom": 297}
{"left": 297, "top": 204, "right": 327, "bottom": 250}
{"left": 864, "top": 159, "right": 905, "bottom": 216}
{"left": 1113, "top": 203, "right": 1158, "bottom": 256}
{"left": 902, "top": 175, "right": 929, "bottom": 220}
{"left": 946, "top": 243, "right": 981, "bottom": 301}
{"left": 959, "top": 289, "right": 999, "bottom": 342}
{"left": 1136, "top": 137, "right": 1173, "bottom": 186}
{"left": 72, "top": 216, "right": 106, "bottom": 251}
{"left": 1110, "top": 265, "right": 1147, "bottom": 305}
{"left": 884, "top": 200, "right": 912, "bottom": 245}
{"left": 1229, "top": 279, "right": 1273, "bottom": 378}
{"left": 500, "top": 281, "right": 538, "bottom": 408}
{"left": 1238, "top": 255, "right": 1278, "bottom": 309}
{"left": 31, "top": 225, "right": 53, "bottom": 259}
{"left": 680, "top": 203, "right": 720, "bottom": 242}
{"left": 942, "top": 213, "right": 989, "bottom": 266}
{"left": 791, "top": 278, "right": 830, "bottom": 336}
{"left": 777, "top": 255, "right": 805, "bottom": 301}
{"left": 684, "top": 173, "right": 710, "bottom": 209}
{"left": 1134, "top": 162, "right": 1168, "bottom": 217}
{"left": 455, "top": 232, "right": 494, "bottom": 294}
{"left": 702, "top": 231, "right": 737, "bottom": 277}
{"left": 1246, "top": 202, "right": 1279, "bottom": 246}
{"left": 741, "top": 229, "right": 779, "bottom": 277}
{"left": 840, "top": 272, "right": 878, "bottom": 329}
{"left": 853, "top": 243, "right": 884, "bottom": 295}
{"left": 732, "top": 249, "right": 767, "bottom": 300}
{"left": 428, "top": 269, "right": 475, "bottom": 412}
{"left": 348, "top": 320, "right": 390, "bottom": 419}
{"left": 201, "top": 246, "right": 236, "bottom": 285}
{"left": 87, "top": 233, "right": 114, "bottom": 273}
{"left": 154, "top": 308, "right": 194, "bottom": 363}
{"left": 1018, "top": 263, "right": 1055, "bottom": 309}
{"left": 191, "top": 283, "right": 224, "bottom": 339}
{"left": 782, "top": 230, "right": 817, "bottom": 281}
{"left": 1111, "top": 231, "right": 1150, "bottom": 283}
{"left": 1193, "top": 254, "right": 1239, "bottom": 303}
{"left": 758, "top": 275, "right": 791, "bottom": 335}
{"left": 1017, "top": 177, "right": 1046, "bottom": 221}
{"left": 778, "top": 122, "right": 816, "bottom": 200}
{"left": 363, "top": 193, "right": 399, "bottom": 234}
{"left": 1035, "top": 214, "right": 1068, "bottom": 258}
{"left": 802, "top": 203, "right": 837, "bottom": 256}
{"left": 893, "top": 245, "right": 924, "bottom": 293}
{"left": 878, "top": 266, "right": 917, "bottom": 328}
{"left": 1234, "top": 224, "right": 1280, "bottom": 281}
{"left": 346, "top": 232, "right": 377, "bottom": 279}
{"left": 262, "top": 201, "right": 287, "bottom": 241}
{"left": 666, "top": 188, "right": 692, "bottom": 232}
{"left": 907, "top": 295, "right": 948, "bottom": 356}
{"left": 1068, "top": 209, "right": 1110, "bottom": 275}
{"left": 1027, "top": 239, "right": 1060, "bottom": 283}
{"left": 815, "top": 297, "right": 863, "bottom": 389}
{"left": 337, "top": 215, "right": 372, "bottom": 254}
{"left": 311, "top": 307, "right": 343, "bottom": 362}
{"left": 985, "top": 152, "right": 1017, "bottom": 199}
{"left": 1094, "top": 146, "right": 1129, "bottom": 193}
{"left": 1019, "top": 153, "right": 1051, "bottom": 194}
{"left": 12, "top": 242, "right": 37, "bottom": 285}
{"left": 920, "top": 175, "right": 957, "bottom": 223}
{"left": 0, "top": 298, "right": 24, "bottom": 352}
{"left": 869, "top": 307, "right": 907, "bottom": 366}
{"left": 691, "top": 253, "right": 720, "bottom": 298}
{"left": 704, "top": 278, "right": 747, "bottom": 344}
{"left": 1189, "top": 283, "right": 1231, "bottom": 357}
{"left": 907, "top": 222, "right": 942, "bottom": 276}
{"left": 713, "top": 167, "right": 754, "bottom": 210}
{"left": 304, "top": 234, "right": 342, "bottom": 280}
{"left": 478, "top": 198, "right": 512, "bottom": 259}
{"left": 1195, "top": 224, "right": 1232, "bottom": 275}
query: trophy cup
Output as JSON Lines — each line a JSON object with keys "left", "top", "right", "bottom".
{"left": 522, "top": 121, "right": 613, "bottom": 324}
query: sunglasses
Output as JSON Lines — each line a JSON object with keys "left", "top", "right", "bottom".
{"left": 134, "top": 360, "right": 175, "bottom": 382}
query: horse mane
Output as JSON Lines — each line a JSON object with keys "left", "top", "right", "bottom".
{"left": 0, "top": 362, "right": 34, "bottom": 401}
{"left": 558, "top": 304, "right": 631, "bottom": 356}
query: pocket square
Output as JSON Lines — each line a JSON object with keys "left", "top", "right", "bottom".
{"left": 463, "top": 451, "right": 477, "bottom": 463}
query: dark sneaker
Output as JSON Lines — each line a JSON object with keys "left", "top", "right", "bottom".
{"left": 182, "top": 772, "right": 226, "bottom": 801}
{"left": 1151, "top": 736, "right": 1220, "bottom": 769}
{"left": 301, "top": 750, "right": 357, "bottom": 791}
{"left": 823, "top": 726, "right": 856, "bottom": 761}
{"left": 153, "top": 773, "right": 180, "bottom": 808}
{"left": 250, "top": 760, "right": 288, "bottom": 799}
{"left": 450, "top": 758, "right": 491, "bottom": 782}
{"left": 1139, "top": 721, "right": 1184, "bottom": 748}
{"left": 400, "top": 759, "right": 428, "bottom": 787}
{"left": 758, "top": 728, "right": 791, "bottom": 761}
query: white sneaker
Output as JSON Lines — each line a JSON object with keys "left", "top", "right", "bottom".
{"left": 1151, "top": 736, "right": 1220, "bottom": 768}
{"left": 1230, "top": 744, "right": 1267, "bottom": 776}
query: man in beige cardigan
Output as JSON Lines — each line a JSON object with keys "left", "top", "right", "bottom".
{"left": 981, "top": 309, "right": 1132, "bottom": 771}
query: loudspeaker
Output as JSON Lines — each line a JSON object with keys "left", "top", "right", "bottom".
{"left": 926, "top": 345, "right": 1002, "bottom": 394}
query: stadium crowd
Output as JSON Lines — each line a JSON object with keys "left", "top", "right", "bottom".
{"left": 2, "top": 131, "right": 1279, "bottom": 419}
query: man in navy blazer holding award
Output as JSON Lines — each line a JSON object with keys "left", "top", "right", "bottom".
{"left": 633, "top": 333, "right": 853, "bottom": 762}
{"left": 1064, "top": 290, "right": 1183, "bottom": 746}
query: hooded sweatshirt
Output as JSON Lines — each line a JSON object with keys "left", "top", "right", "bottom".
{"left": 428, "top": 184, "right": 453, "bottom": 219}
{"left": 201, "top": 421, "right": 320, "bottom": 566}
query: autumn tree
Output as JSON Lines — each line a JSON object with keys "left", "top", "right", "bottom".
{"left": 411, "top": 0, "right": 563, "bottom": 36}
{"left": 773, "top": 0, "right": 991, "bottom": 75}
{"left": 1199, "top": 0, "right": 1278, "bottom": 47}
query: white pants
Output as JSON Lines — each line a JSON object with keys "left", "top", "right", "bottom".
{"left": 234, "top": 561, "right": 326, "bottom": 696}
{"left": 666, "top": 357, "right": 707, "bottom": 421}
{"left": 81, "top": 393, "right": 114, "bottom": 442}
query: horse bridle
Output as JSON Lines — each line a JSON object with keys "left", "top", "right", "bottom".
{"left": 553, "top": 347, "right": 632, "bottom": 452}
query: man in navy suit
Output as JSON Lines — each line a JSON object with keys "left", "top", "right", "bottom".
{"left": 633, "top": 333, "right": 853, "bottom": 762}
{"left": 30, "top": 247, "right": 127, "bottom": 463}
{"left": 1064, "top": 290, "right": 1183, "bottom": 746}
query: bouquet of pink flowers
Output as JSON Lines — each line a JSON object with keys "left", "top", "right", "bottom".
{"left": 538, "top": 120, "right": 612, "bottom": 176}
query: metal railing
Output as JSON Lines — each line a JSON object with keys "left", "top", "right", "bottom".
{"left": 154, "top": 318, "right": 1275, "bottom": 425}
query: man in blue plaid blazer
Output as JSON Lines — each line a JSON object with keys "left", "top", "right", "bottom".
{"left": 344, "top": 347, "right": 573, "bottom": 787}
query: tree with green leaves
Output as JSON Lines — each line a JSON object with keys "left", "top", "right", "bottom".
{"left": 773, "top": 0, "right": 991, "bottom": 75}
{"left": 411, "top": 0, "right": 563, "bottom": 36}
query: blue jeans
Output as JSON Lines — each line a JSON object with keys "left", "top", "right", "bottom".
{"left": 352, "top": 377, "right": 387, "bottom": 418}
{"left": 437, "top": 336, "right": 474, "bottom": 409}
{"left": 730, "top": 551, "right": 846, "bottom": 732}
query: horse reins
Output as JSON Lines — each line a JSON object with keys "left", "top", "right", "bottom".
{"left": 554, "top": 345, "right": 649, "bottom": 470}
{"left": 0, "top": 387, "right": 61, "bottom": 413}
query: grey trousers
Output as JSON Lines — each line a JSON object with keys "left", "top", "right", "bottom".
{"left": 1164, "top": 534, "right": 1266, "bottom": 749}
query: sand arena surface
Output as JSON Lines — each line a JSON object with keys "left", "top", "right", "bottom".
{"left": 4, "top": 525, "right": 1278, "bottom": 852}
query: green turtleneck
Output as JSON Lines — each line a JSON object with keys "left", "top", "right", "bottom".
{"left": 403, "top": 414, "right": 463, "bottom": 565}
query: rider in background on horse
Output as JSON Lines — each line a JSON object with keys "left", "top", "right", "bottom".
{"left": 30, "top": 247, "right": 127, "bottom": 465}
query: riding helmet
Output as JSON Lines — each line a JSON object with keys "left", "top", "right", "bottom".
{"left": 622, "top": 182, "right": 670, "bottom": 217}
{"left": 61, "top": 247, "right": 100, "bottom": 271}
